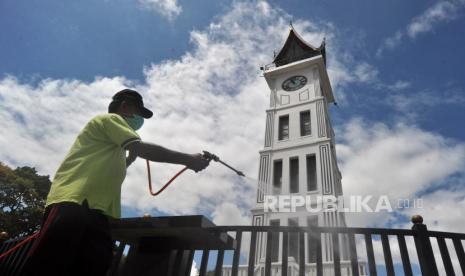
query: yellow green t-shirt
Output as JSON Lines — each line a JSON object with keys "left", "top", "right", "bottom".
{"left": 46, "top": 113, "right": 141, "bottom": 218}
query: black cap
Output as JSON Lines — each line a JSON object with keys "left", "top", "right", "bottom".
{"left": 112, "top": 89, "right": 153, "bottom": 118}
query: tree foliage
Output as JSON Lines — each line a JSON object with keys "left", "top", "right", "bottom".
{"left": 0, "top": 162, "right": 51, "bottom": 238}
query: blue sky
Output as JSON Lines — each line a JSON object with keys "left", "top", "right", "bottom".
{"left": 1, "top": 0, "right": 465, "bottom": 271}
{"left": 2, "top": 0, "right": 464, "bottom": 141}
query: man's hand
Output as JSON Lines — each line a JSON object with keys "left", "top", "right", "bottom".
{"left": 186, "top": 153, "right": 210, "bottom": 172}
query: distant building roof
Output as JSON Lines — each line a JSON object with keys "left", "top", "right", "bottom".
{"left": 273, "top": 27, "right": 326, "bottom": 67}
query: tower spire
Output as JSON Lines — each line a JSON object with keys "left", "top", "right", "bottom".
{"left": 272, "top": 26, "right": 326, "bottom": 67}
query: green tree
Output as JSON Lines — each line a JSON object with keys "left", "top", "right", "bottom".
{"left": 0, "top": 162, "right": 51, "bottom": 239}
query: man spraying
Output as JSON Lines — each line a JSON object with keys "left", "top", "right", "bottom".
{"left": 21, "top": 89, "right": 210, "bottom": 276}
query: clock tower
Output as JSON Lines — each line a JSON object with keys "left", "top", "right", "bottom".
{"left": 247, "top": 26, "right": 363, "bottom": 275}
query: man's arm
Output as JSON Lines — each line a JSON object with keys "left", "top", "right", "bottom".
{"left": 125, "top": 141, "right": 210, "bottom": 172}
{"left": 126, "top": 149, "right": 138, "bottom": 168}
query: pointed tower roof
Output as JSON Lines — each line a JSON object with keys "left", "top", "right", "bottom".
{"left": 273, "top": 27, "right": 326, "bottom": 67}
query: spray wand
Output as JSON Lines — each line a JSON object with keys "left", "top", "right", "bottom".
{"left": 146, "top": 150, "right": 245, "bottom": 196}
{"left": 201, "top": 151, "right": 245, "bottom": 177}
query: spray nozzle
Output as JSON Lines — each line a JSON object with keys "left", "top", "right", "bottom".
{"left": 202, "top": 150, "right": 245, "bottom": 177}
{"left": 202, "top": 150, "right": 219, "bottom": 162}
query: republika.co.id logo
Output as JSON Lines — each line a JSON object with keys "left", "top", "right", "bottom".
{"left": 263, "top": 195, "right": 423, "bottom": 213}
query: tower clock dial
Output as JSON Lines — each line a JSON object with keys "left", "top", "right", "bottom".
{"left": 282, "top": 75, "right": 307, "bottom": 91}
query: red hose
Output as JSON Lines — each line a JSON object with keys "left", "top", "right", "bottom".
{"left": 0, "top": 160, "right": 184, "bottom": 259}
{"left": 146, "top": 159, "right": 188, "bottom": 196}
{"left": 0, "top": 232, "right": 39, "bottom": 259}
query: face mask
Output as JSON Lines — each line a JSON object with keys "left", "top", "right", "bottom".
{"left": 125, "top": 115, "right": 144, "bottom": 131}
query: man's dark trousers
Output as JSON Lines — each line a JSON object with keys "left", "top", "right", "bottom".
{"left": 20, "top": 200, "right": 114, "bottom": 276}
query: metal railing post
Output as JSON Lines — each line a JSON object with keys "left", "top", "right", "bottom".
{"left": 411, "top": 215, "right": 439, "bottom": 276}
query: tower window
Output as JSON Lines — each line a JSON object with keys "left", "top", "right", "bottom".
{"left": 307, "top": 216, "right": 319, "bottom": 263}
{"left": 300, "top": 110, "right": 311, "bottom": 136}
{"left": 307, "top": 155, "right": 317, "bottom": 191}
{"left": 278, "top": 115, "right": 289, "bottom": 140}
{"left": 270, "top": 219, "right": 280, "bottom": 262}
{"left": 290, "top": 157, "right": 299, "bottom": 193}
{"left": 273, "top": 160, "right": 283, "bottom": 194}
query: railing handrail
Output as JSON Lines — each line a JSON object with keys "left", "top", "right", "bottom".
{"left": 206, "top": 225, "right": 416, "bottom": 236}
{"left": 206, "top": 224, "right": 465, "bottom": 239}
{"left": 5, "top": 225, "right": 465, "bottom": 243}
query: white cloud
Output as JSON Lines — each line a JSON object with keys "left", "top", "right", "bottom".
{"left": 212, "top": 202, "right": 250, "bottom": 225}
{"left": 0, "top": 75, "right": 130, "bottom": 172}
{"left": 404, "top": 187, "right": 465, "bottom": 233}
{"left": 338, "top": 119, "right": 465, "bottom": 230}
{"left": 138, "top": 0, "right": 182, "bottom": 20}
{"left": 190, "top": 260, "right": 199, "bottom": 276}
{"left": 2, "top": 1, "right": 369, "bottom": 220}
{"left": 386, "top": 80, "right": 411, "bottom": 91}
{"left": 407, "top": 0, "right": 463, "bottom": 38}
{"left": 354, "top": 62, "right": 379, "bottom": 83}
{"left": 386, "top": 88, "right": 465, "bottom": 120}
{"left": 326, "top": 53, "right": 383, "bottom": 104}
{"left": 384, "top": 31, "right": 403, "bottom": 49}
{"left": 377, "top": 0, "right": 465, "bottom": 56}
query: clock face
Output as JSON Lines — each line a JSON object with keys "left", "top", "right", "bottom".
{"left": 282, "top": 75, "right": 307, "bottom": 91}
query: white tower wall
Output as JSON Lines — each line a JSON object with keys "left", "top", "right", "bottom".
{"left": 249, "top": 56, "right": 356, "bottom": 275}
